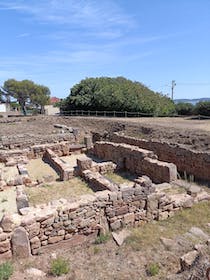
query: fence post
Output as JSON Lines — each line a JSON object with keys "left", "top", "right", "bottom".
{"left": 113, "top": 111, "right": 116, "bottom": 117}
{"left": 96, "top": 111, "right": 97, "bottom": 116}
{"left": 125, "top": 111, "right": 127, "bottom": 118}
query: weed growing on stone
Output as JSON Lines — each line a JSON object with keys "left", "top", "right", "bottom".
{"left": 95, "top": 233, "right": 110, "bottom": 244}
{"left": 50, "top": 257, "right": 69, "bottom": 276}
{"left": 146, "top": 263, "right": 160, "bottom": 276}
{"left": 0, "top": 262, "right": 13, "bottom": 280}
{"left": 1, "top": 198, "right": 7, "bottom": 203}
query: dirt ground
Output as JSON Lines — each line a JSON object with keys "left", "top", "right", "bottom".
{"left": 1, "top": 115, "right": 210, "bottom": 151}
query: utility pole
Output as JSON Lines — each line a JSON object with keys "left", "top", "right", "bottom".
{"left": 171, "top": 80, "right": 176, "bottom": 100}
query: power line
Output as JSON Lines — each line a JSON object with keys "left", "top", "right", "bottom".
{"left": 177, "top": 82, "right": 210, "bottom": 86}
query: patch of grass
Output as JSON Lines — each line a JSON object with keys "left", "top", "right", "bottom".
{"left": 50, "top": 257, "right": 70, "bottom": 277}
{"left": 26, "top": 177, "right": 93, "bottom": 206}
{"left": 1, "top": 198, "right": 8, "bottom": 203}
{"left": 126, "top": 201, "right": 210, "bottom": 251}
{"left": 93, "top": 246, "right": 101, "bottom": 254}
{"left": 105, "top": 171, "right": 136, "bottom": 185}
{"left": 0, "top": 262, "right": 13, "bottom": 280}
{"left": 95, "top": 233, "right": 110, "bottom": 244}
{"left": 146, "top": 263, "right": 160, "bottom": 276}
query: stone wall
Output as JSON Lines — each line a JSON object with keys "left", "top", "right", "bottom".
{"left": 1, "top": 177, "right": 208, "bottom": 259}
{"left": 44, "top": 149, "right": 74, "bottom": 181}
{"left": 0, "top": 142, "right": 85, "bottom": 163}
{"left": 112, "top": 133, "right": 210, "bottom": 182}
{"left": 93, "top": 141, "right": 177, "bottom": 183}
{"left": 0, "top": 133, "right": 75, "bottom": 150}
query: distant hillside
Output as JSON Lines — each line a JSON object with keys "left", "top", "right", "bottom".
{"left": 174, "top": 98, "right": 210, "bottom": 105}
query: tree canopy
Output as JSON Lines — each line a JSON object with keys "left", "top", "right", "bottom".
{"left": 0, "top": 79, "right": 50, "bottom": 115}
{"left": 62, "top": 77, "right": 175, "bottom": 116}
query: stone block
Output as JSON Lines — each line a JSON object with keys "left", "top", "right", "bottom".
{"left": 11, "top": 227, "right": 31, "bottom": 258}
{"left": 123, "top": 213, "right": 135, "bottom": 225}
{"left": 48, "top": 235, "right": 64, "bottom": 244}
{"left": 110, "top": 220, "right": 121, "bottom": 231}
{"left": 0, "top": 240, "right": 10, "bottom": 253}
{"left": 180, "top": 250, "right": 199, "bottom": 271}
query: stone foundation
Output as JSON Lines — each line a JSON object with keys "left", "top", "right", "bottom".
{"left": 112, "top": 133, "right": 210, "bottom": 182}
{"left": 93, "top": 141, "right": 177, "bottom": 183}
{"left": 44, "top": 149, "right": 74, "bottom": 181}
{"left": 0, "top": 179, "right": 209, "bottom": 258}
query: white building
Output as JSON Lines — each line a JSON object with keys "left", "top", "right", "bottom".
{"left": 0, "top": 103, "right": 7, "bottom": 113}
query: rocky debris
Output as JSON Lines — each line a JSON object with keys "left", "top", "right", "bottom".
{"left": 112, "top": 229, "right": 130, "bottom": 246}
{"left": 180, "top": 250, "right": 199, "bottom": 271}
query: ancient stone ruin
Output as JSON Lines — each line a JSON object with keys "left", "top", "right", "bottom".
{"left": 0, "top": 128, "right": 209, "bottom": 261}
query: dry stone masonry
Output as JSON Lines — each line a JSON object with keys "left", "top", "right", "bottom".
{"left": 0, "top": 132, "right": 210, "bottom": 261}
{"left": 112, "top": 133, "right": 210, "bottom": 182}
{"left": 93, "top": 141, "right": 177, "bottom": 183}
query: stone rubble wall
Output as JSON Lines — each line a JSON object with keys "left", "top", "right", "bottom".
{"left": 93, "top": 141, "right": 177, "bottom": 183}
{"left": 0, "top": 141, "right": 85, "bottom": 163}
{"left": 0, "top": 133, "right": 75, "bottom": 150}
{"left": 112, "top": 133, "right": 210, "bottom": 182}
{"left": 0, "top": 180, "right": 209, "bottom": 259}
{"left": 44, "top": 149, "right": 74, "bottom": 181}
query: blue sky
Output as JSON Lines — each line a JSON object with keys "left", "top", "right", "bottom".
{"left": 0, "top": 0, "right": 210, "bottom": 99}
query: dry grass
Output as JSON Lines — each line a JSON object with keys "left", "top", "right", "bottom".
{"left": 126, "top": 201, "right": 210, "bottom": 251}
{"left": 105, "top": 171, "right": 136, "bottom": 185}
{"left": 26, "top": 177, "right": 93, "bottom": 206}
{"left": 27, "top": 158, "right": 59, "bottom": 181}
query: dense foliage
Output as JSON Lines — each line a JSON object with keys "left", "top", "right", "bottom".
{"left": 194, "top": 101, "right": 210, "bottom": 116}
{"left": 62, "top": 77, "right": 175, "bottom": 116}
{"left": 175, "top": 101, "right": 210, "bottom": 116}
{"left": 0, "top": 79, "right": 50, "bottom": 115}
{"left": 175, "top": 102, "right": 194, "bottom": 115}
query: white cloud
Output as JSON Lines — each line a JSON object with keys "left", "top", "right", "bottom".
{"left": 16, "top": 32, "right": 30, "bottom": 38}
{"left": 0, "top": 1, "right": 135, "bottom": 34}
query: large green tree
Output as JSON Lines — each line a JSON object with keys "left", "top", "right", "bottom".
{"left": 1, "top": 79, "right": 50, "bottom": 115}
{"left": 62, "top": 77, "right": 175, "bottom": 116}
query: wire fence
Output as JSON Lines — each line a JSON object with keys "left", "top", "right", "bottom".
{"left": 60, "top": 110, "right": 210, "bottom": 119}
{"left": 60, "top": 110, "right": 155, "bottom": 118}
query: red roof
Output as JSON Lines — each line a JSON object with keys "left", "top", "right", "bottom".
{"left": 50, "top": 97, "right": 60, "bottom": 104}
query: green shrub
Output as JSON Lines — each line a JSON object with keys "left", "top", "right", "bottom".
{"left": 194, "top": 101, "right": 210, "bottom": 116}
{"left": 175, "top": 102, "right": 194, "bottom": 115}
{"left": 0, "top": 262, "right": 13, "bottom": 280}
{"left": 95, "top": 233, "right": 110, "bottom": 244}
{"left": 147, "top": 263, "right": 160, "bottom": 276}
{"left": 61, "top": 76, "right": 175, "bottom": 116}
{"left": 50, "top": 257, "right": 69, "bottom": 276}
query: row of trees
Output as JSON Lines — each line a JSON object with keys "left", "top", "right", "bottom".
{"left": 61, "top": 77, "right": 175, "bottom": 116}
{"left": 0, "top": 79, "right": 50, "bottom": 115}
{"left": 175, "top": 102, "right": 210, "bottom": 116}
